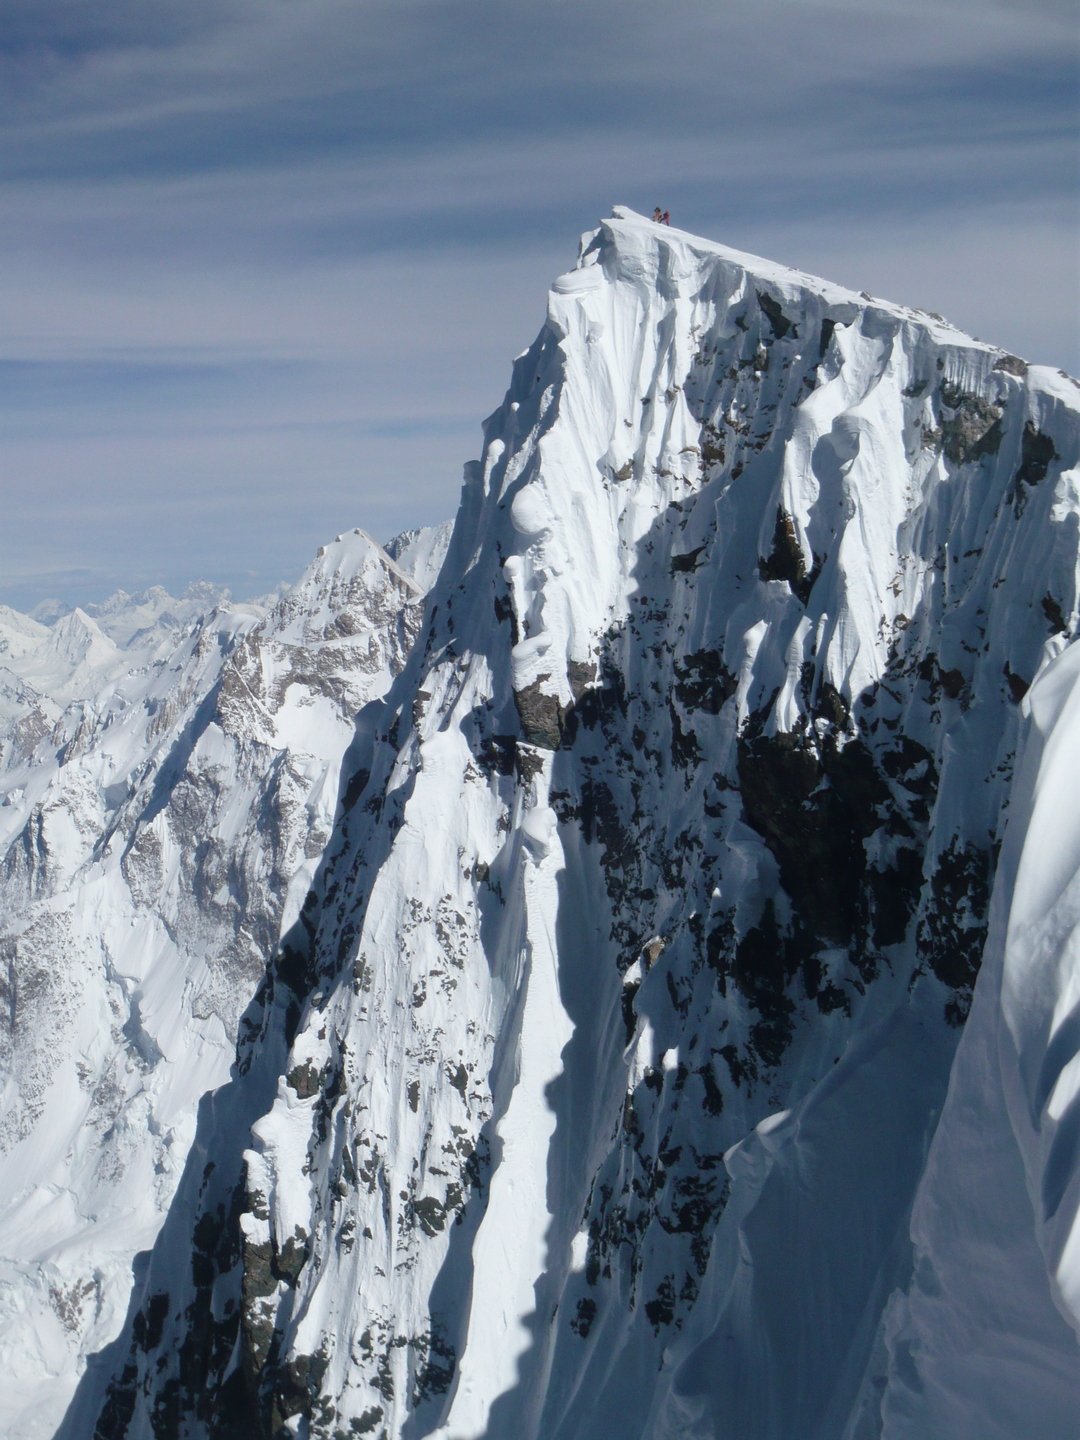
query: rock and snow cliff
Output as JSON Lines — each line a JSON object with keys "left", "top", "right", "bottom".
{"left": 4, "top": 209, "right": 1079, "bottom": 1437}
{"left": 0, "top": 530, "right": 445, "bottom": 1440}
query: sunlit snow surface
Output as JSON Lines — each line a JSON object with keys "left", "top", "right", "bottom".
{"left": 7, "top": 210, "right": 1080, "bottom": 1437}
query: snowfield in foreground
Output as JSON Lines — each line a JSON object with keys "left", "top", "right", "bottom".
{"left": 2, "top": 210, "right": 1079, "bottom": 1437}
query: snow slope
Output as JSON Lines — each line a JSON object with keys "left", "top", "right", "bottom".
{"left": 875, "top": 640, "right": 1080, "bottom": 1438}
{"left": 35, "top": 210, "right": 1080, "bottom": 1437}
{"left": 385, "top": 522, "right": 455, "bottom": 596}
{"left": 0, "top": 531, "right": 432, "bottom": 1439}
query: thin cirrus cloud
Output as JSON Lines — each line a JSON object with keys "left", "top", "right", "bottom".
{"left": 0, "top": 0, "right": 1076, "bottom": 610}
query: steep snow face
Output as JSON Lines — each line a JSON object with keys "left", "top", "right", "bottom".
{"left": 876, "top": 640, "right": 1080, "bottom": 1439}
{"left": 0, "top": 531, "right": 427, "bottom": 1440}
{"left": 385, "top": 521, "right": 454, "bottom": 595}
{"left": 61, "top": 213, "right": 1080, "bottom": 1439}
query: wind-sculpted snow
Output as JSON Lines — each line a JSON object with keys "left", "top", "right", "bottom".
{"left": 875, "top": 641, "right": 1080, "bottom": 1438}
{"left": 50, "top": 211, "right": 1080, "bottom": 1438}
{"left": 0, "top": 531, "right": 434, "bottom": 1439}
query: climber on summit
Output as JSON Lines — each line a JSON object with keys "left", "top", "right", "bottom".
{"left": 653, "top": 206, "right": 663, "bottom": 222}
{"left": 662, "top": 210, "right": 671, "bottom": 225}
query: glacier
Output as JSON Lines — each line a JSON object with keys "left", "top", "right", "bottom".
{"left": 2, "top": 209, "right": 1079, "bottom": 1437}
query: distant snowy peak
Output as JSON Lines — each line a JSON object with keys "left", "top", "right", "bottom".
{"left": 1, "top": 607, "right": 119, "bottom": 709}
{"left": 266, "top": 527, "right": 423, "bottom": 648}
{"left": 43, "top": 607, "right": 116, "bottom": 665}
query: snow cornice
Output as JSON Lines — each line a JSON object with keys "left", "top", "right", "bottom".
{"left": 587, "top": 206, "right": 1063, "bottom": 380}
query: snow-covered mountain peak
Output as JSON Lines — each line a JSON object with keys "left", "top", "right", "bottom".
{"left": 7, "top": 606, "right": 121, "bottom": 708}
{"left": 102, "top": 214, "right": 1068, "bottom": 1439}
{"left": 479, "top": 203, "right": 1071, "bottom": 741}
{"left": 266, "top": 527, "right": 421, "bottom": 648}
{"left": 46, "top": 604, "right": 113, "bottom": 655}
{"left": 88, "top": 586, "right": 138, "bottom": 615}
{"left": 5, "top": 215, "right": 1079, "bottom": 1439}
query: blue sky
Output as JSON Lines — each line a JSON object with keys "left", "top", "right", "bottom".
{"left": 2, "top": 0, "right": 1077, "bottom": 610}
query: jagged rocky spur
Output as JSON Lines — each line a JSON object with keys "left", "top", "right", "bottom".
{"left": 28, "top": 211, "right": 1080, "bottom": 1437}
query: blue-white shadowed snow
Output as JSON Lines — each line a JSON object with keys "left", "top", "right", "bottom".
{"left": 876, "top": 641, "right": 1080, "bottom": 1439}
{"left": 435, "top": 766, "right": 574, "bottom": 1436}
{"left": 643, "top": 1002, "right": 953, "bottom": 1440}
